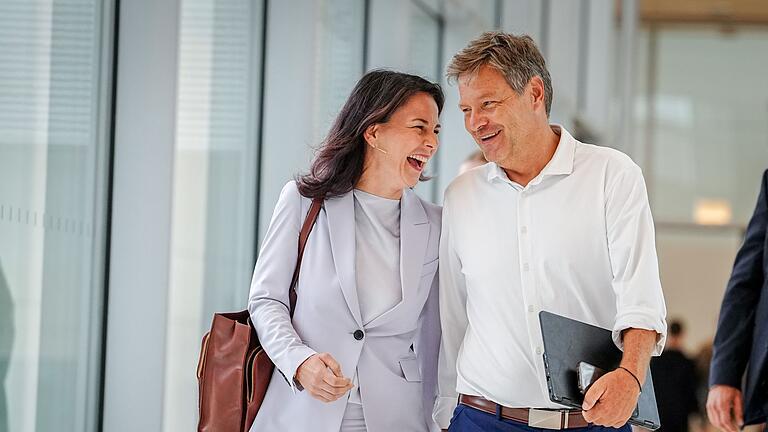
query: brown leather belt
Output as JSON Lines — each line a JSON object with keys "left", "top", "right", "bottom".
{"left": 459, "top": 394, "right": 589, "bottom": 429}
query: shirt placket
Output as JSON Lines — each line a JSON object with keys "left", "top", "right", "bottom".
{"left": 518, "top": 184, "right": 552, "bottom": 401}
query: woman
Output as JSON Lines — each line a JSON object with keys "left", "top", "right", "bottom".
{"left": 248, "top": 70, "right": 444, "bottom": 432}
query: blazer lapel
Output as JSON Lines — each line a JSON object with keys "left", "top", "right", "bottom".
{"left": 398, "top": 189, "right": 430, "bottom": 307}
{"left": 324, "top": 191, "right": 363, "bottom": 327}
{"left": 365, "top": 188, "right": 429, "bottom": 329}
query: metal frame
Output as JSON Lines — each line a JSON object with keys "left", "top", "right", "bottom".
{"left": 96, "top": 0, "right": 119, "bottom": 429}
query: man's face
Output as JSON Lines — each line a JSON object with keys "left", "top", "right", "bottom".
{"left": 458, "top": 65, "right": 534, "bottom": 165}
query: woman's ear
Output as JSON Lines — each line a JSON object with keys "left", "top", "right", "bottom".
{"left": 363, "top": 123, "right": 379, "bottom": 146}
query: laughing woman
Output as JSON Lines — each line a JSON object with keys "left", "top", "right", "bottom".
{"left": 248, "top": 70, "right": 443, "bottom": 432}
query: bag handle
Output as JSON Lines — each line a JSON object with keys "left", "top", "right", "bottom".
{"left": 288, "top": 197, "right": 323, "bottom": 317}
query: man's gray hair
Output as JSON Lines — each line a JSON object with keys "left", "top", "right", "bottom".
{"left": 447, "top": 31, "right": 553, "bottom": 116}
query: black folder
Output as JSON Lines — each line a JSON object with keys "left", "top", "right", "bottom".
{"left": 539, "top": 311, "right": 661, "bottom": 430}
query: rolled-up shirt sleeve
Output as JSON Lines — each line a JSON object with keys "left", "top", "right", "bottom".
{"left": 604, "top": 162, "right": 667, "bottom": 355}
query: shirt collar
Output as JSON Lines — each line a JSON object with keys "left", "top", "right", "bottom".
{"left": 486, "top": 124, "right": 577, "bottom": 183}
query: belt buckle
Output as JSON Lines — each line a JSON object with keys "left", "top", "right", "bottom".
{"left": 528, "top": 409, "right": 565, "bottom": 430}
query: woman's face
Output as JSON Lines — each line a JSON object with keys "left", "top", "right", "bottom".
{"left": 363, "top": 92, "right": 441, "bottom": 191}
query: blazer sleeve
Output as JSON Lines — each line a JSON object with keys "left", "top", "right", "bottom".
{"left": 415, "top": 266, "right": 441, "bottom": 432}
{"left": 248, "top": 181, "right": 317, "bottom": 392}
{"left": 710, "top": 169, "right": 768, "bottom": 388}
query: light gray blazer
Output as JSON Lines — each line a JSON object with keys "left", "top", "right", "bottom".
{"left": 248, "top": 181, "right": 441, "bottom": 432}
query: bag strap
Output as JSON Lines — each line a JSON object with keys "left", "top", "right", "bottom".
{"left": 288, "top": 197, "right": 323, "bottom": 317}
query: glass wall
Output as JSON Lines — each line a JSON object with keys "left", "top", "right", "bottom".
{"left": 632, "top": 24, "right": 768, "bottom": 351}
{"left": 162, "top": 0, "right": 263, "bottom": 430}
{"left": 0, "top": 0, "right": 114, "bottom": 431}
{"left": 434, "top": 0, "right": 497, "bottom": 193}
{"left": 258, "top": 0, "right": 365, "bottom": 243}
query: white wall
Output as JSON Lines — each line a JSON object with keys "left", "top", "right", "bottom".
{"left": 636, "top": 27, "right": 768, "bottom": 352}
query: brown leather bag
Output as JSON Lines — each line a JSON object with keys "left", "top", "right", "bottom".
{"left": 196, "top": 198, "right": 323, "bottom": 432}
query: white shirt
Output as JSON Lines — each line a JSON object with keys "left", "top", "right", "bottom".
{"left": 349, "top": 189, "right": 402, "bottom": 405}
{"left": 433, "top": 126, "right": 667, "bottom": 428}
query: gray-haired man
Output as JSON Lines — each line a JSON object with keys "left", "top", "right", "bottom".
{"left": 434, "top": 32, "right": 667, "bottom": 432}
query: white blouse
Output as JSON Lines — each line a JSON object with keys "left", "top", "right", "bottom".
{"left": 348, "top": 188, "right": 403, "bottom": 405}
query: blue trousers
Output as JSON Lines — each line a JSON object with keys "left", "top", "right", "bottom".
{"left": 448, "top": 404, "right": 633, "bottom": 432}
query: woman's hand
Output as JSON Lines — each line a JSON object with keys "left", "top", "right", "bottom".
{"left": 295, "top": 352, "right": 354, "bottom": 402}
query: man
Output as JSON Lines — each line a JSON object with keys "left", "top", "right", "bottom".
{"left": 651, "top": 320, "right": 698, "bottom": 432}
{"left": 707, "top": 169, "right": 768, "bottom": 432}
{"left": 434, "top": 32, "right": 667, "bottom": 432}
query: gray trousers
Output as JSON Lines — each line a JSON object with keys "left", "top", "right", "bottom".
{"left": 340, "top": 402, "right": 367, "bottom": 432}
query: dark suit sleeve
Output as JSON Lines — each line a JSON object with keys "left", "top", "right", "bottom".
{"left": 709, "top": 169, "right": 768, "bottom": 387}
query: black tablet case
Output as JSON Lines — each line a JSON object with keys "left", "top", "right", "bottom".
{"left": 539, "top": 311, "right": 661, "bottom": 430}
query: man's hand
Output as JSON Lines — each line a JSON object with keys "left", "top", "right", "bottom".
{"left": 295, "top": 352, "right": 353, "bottom": 403}
{"left": 581, "top": 368, "right": 642, "bottom": 427}
{"left": 706, "top": 385, "right": 743, "bottom": 432}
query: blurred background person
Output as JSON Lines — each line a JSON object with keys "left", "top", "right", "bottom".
{"left": 694, "top": 343, "right": 714, "bottom": 432}
{"left": 457, "top": 150, "right": 487, "bottom": 175}
{"left": 651, "top": 319, "right": 698, "bottom": 432}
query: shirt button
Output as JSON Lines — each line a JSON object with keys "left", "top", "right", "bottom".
{"left": 523, "top": 263, "right": 530, "bottom": 271}
{"left": 353, "top": 330, "right": 364, "bottom": 340}
{"left": 528, "top": 305, "right": 535, "bottom": 313}
{"left": 535, "top": 347, "right": 543, "bottom": 355}
{"left": 520, "top": 226, "right": 527, "bottom": 234}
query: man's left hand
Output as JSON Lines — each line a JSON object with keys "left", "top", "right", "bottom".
{"left": 581, "top": 368, "right": 641, "bottom": 427}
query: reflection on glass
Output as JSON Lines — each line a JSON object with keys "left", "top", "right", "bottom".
{"left": 0, "top": 261, "right": 11, "bottom": 432}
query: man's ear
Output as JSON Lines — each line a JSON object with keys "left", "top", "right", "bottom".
{"left": 528, "top": 76, "right": 546, "bottom": 112}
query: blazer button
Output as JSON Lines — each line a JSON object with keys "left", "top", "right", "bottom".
{"left": 353, "top": 330, "right": 364, "bottom": 340}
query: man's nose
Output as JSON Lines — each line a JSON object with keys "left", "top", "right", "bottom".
{"left": 467, "top": 111, "right": 487, "bottom": 133}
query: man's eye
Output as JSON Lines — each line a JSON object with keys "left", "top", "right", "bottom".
{"left": 482, "top": 101, "right": 497, "bottom": 108}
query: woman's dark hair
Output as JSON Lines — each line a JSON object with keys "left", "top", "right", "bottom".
{"left": 296, "top": 69, "right": 444, "bottom": 199}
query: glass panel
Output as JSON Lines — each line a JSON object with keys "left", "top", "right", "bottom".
{"left": 408, "top": 1, "right": 441, "bottom": 200}
{"left": 633, "top": 26, "right": 768, "bottom": 353}
{"left": 313, "top": 0, "right": 366, "bottom": 143}
{"left": 408, "top": 2, "right": 440, "bottom": 84}
{"left": 258, "top": 0, "right": 364, "bottom": 245}
{"left": 417, "top": 0, "right": 442, "bottom": 15}
{"left": 648, "top": 28, "right": 768, "bottom": 224}
{"left": 0, "top": 0, "right": 111, "bottom": 431}
{"left": 162, "top": 0, "right": 263, "bottom": 430}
